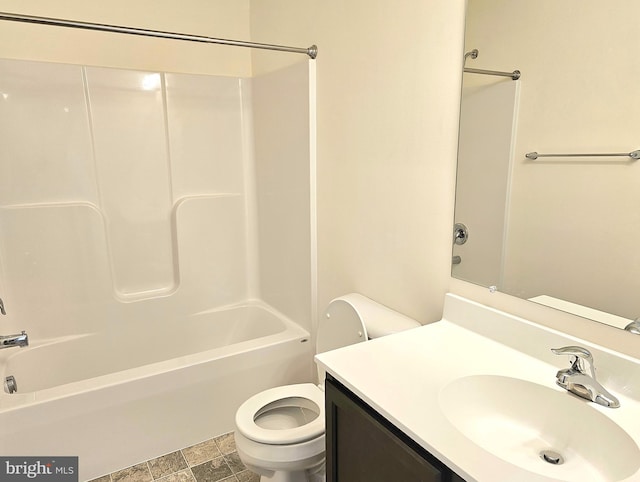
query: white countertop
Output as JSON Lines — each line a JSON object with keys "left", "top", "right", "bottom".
{"left": 315, "top": 294, "right": 640, "bottom": 482}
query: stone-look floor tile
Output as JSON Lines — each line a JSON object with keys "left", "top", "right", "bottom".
{"left": 88, "top": 476, "right": 112, "bottom": 482}
{"left": 111, "top": 463, "right": 153, "bottom": 482}
{"left": 148, "top": 451, "right": 188, "bottom": 479}
{"left": 236, "top": 470, "right": 260, "bottom": 482}
{"left": 191, "top": 457, "right": 233, "bottom": 482}
{"left": 156, "top": 469, "right": 196, "bottom": 482}
{"left": 214, "top": 433, "right": 236, "bottom": 455}
{"left": 182, "top": 439, "right": 222, "bottom": 467}
{"left": 223, "top": 452, "right": 245, "bottom": 474}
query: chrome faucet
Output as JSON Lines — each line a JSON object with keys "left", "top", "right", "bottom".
{"left": 624, "top": 319, "right": 640, "bottom": 335}
{"left": 0, "top": 331, "right": 28, "bottom": 349}
{"left": 551, "top": 345, "right": 620, "bottom": 408}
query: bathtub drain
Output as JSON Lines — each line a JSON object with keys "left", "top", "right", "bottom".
{"left": 5, "top": 375, "right": 17, "bottom": 394}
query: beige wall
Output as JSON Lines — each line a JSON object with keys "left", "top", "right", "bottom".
{"left": 0, "top": 0, "right": 464, "bottom": 326}
{"left": 250, "top": 0, "right": 466, "bottom": 324}
{"left": 2, "top": 1, "right": 634, "bottom": 356}
{"left": 249, "top": 0, "right": 640, "bottom": 358}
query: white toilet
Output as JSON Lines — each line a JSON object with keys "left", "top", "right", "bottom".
{"left": 234, "top": 293, "right": 421, "bottom": 482}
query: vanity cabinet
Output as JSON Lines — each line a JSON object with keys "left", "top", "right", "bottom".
{"left": 325, "top": 375, "right": 465, "bottom": 482}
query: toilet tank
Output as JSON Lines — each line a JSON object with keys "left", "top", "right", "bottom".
{"left": 316, "top": 293, "right": 420, "bottom": 353}
{"left": 315, "top": 293, "right": 421, "bottom": 387}
{"left": 317, "top": 293, "right": 421, "bottom": 354}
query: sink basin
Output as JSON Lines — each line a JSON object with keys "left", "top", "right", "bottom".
{"left": 439, "top": 375, "right": 640, "bottom": 481}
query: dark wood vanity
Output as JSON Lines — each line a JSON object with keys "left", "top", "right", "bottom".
{"left": 325, "top": 375, "right": 466, "bottom": 482}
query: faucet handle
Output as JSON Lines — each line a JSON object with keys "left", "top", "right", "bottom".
{"left": 551, "top": 346, "right": 596, "bottom": 379}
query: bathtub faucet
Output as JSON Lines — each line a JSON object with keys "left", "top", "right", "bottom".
{"left": 0, "top": 331, "right": 28, "bottom": 349}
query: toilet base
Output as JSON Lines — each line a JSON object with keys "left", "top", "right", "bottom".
{"left": 255, "top": 461, "right": 325, "bottom": 482}
{"left": 234, "top": 431, "right": 325, "bottom": 482}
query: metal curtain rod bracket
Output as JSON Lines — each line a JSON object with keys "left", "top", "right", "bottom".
{"left": 526, "top": 150, "right": 640, "bottom": 160}
{"left": 463, "top": 49, "right": 520, "bottom": 80}
{"left": 0, "top": 12, "right": 318, "bottom": 59}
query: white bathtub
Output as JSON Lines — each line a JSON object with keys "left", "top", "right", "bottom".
{"left": 0, "top": 301, "right": 313, "bottom": 481}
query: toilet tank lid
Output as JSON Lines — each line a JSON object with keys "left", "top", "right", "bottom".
{"left": 330, "top": 293, "right": 421, "bottom": 339}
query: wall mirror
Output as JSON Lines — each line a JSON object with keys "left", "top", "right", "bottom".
{"left": 452, "top": 0, "right": 640, "bottom": 333}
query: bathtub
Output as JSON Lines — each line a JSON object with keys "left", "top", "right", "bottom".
{"left": 0, "top": 301, "right": 313, "bottom": 481}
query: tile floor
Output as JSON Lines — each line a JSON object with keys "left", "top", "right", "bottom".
{"left": 87, "top": 432, "right": 259, "bottom": 482}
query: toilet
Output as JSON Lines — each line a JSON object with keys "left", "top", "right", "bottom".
{"left": 234, "top": 293, "right": 421, "bottom": 482}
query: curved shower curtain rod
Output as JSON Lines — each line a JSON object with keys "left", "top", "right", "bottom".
{"left": 0, "top": 11, "right": 318, "bottom": 59}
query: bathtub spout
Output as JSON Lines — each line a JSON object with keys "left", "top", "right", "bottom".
{"left": 0, "top": 331, "right": 28, "bottom": 349}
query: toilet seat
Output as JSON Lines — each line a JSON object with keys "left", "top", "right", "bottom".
{"left": 235, "top": 383, "right": 325, "bottom": 445}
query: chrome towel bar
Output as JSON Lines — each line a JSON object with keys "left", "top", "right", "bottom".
{"left": 526, "top": 150, "right": 640, "bottom": 160}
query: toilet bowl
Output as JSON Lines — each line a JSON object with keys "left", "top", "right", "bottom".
{"left": 234, "top": 293, "right": 420, "bottom": 482}
{"left": 234, "top": 383, "right": 325, "bottom": 482}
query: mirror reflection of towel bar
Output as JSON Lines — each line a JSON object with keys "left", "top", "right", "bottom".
{"left": 526, "top": 150, "right": 640, "bottom": 160}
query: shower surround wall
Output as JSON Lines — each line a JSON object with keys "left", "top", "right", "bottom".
{"left": 453, "top": 80, "right": 519, "bottom": 288}
{"left": 0, "top": 60, "right": 315, "bottom": 480}
{"left": 0, "top": 57, "right": 313, "bottom": 337}
{"left": 0, "top": 58, "right": 315, "bottom": 477}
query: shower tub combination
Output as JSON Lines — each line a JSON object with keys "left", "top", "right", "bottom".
{"left": 0, "top": 42, "right": 315, "bottom": 481}
{"left": 0, "top": 302, "right": 312, "bottom": 481}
